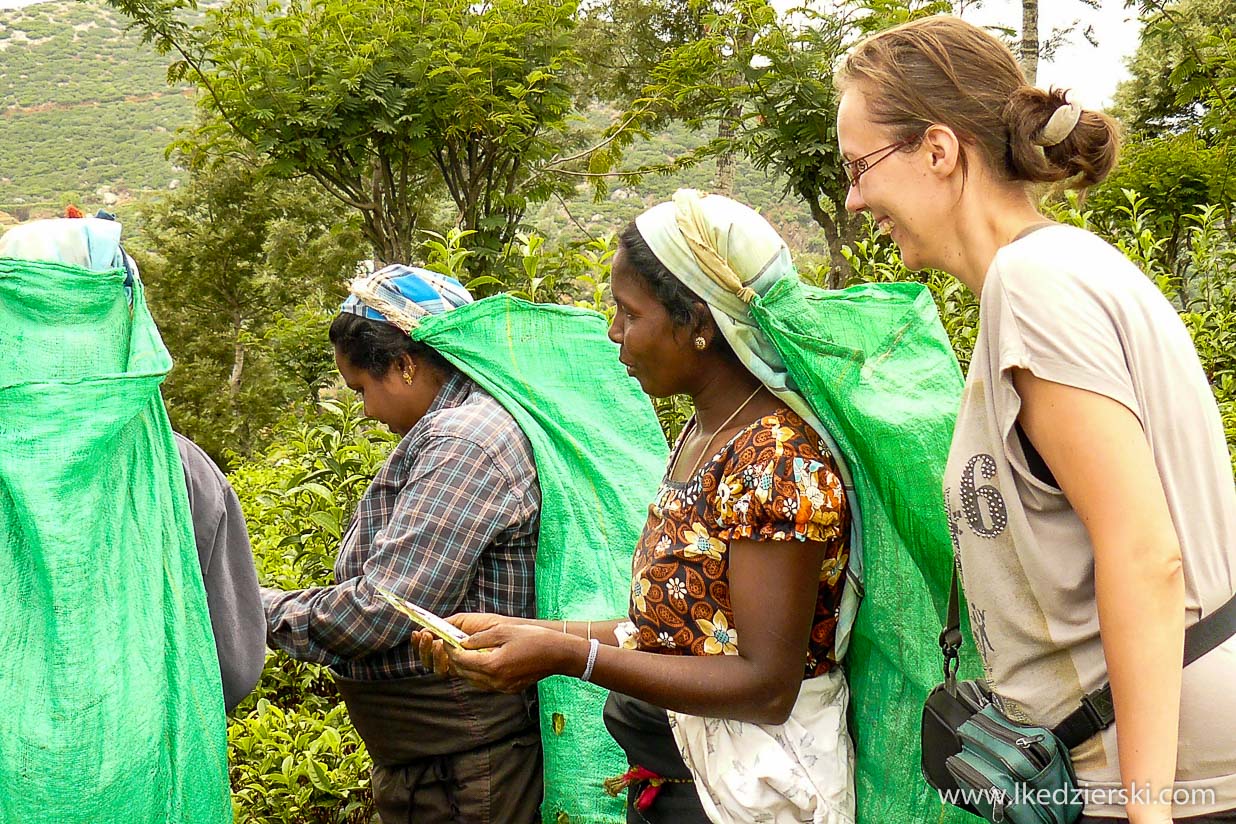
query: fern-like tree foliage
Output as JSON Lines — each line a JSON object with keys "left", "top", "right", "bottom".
{"left": 110, "top": 0, "right": 584, "bottom": 270}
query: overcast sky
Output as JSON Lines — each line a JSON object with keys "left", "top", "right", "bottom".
{"left": 958, "top": 0, "right": 1142, "bottom": 107}
{"left": 1, "top": 0, "right": 1143, "bottom": 105}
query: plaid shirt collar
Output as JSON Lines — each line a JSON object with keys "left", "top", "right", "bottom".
{"left": 422, "top": 369, "right": 471, "bottom": 420}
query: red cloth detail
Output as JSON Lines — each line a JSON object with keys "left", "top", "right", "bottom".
{"left": 621, "top": 766, "right": 660, "bottom": 784}
{"left": 64, "top": 205, "right": 84, "bottom": 218}
{"left": 614, "top": 766, "right": 666, "bottom": 812}
{"left": 634, "top": 781, "right": 664, "bottom": 812}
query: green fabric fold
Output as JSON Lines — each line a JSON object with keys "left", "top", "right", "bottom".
{"left": 411, "top": 295, "right": 669, "bottom": 824}
{"left": 0, "top": 258, "right": 230, "bottom": 824}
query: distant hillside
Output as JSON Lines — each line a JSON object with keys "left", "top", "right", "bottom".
{"left": 0, "top": 0, "right": 828, "bottom": 254}
{"left": 0, "top": 0, "right": 192, "bottom": 219}
{"left": 529, "top": 109, "right": 828, "bottom": 258}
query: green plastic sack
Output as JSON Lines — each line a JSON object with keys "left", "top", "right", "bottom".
{"left": 748, "top": 278, "right": 983, "bottom": 824}
{"left": 411, "top": 295, "right": 669, "bottom": 824}
{"left": 0, "top": 258, "right": 231, "bottom": 823}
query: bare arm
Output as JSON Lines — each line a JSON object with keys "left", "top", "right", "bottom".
{"left": 1013, "top": 369, "right": 1183, "bottom": 824}
{"left": 446, "top": 614, "right": 629, "bottom": 646}
{"left": 430, "top": 537, "right": 828, "bottom": 725}
{"left": 264, "top": 435, "right": 526, "bottom": 664}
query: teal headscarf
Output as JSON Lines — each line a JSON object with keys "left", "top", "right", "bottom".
{"left": 633, "top": 189, "right": 802, "bottom": 409}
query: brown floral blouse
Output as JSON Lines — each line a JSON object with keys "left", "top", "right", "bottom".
{"left": 625, "top": 408, "right": 850, "bottom": 678}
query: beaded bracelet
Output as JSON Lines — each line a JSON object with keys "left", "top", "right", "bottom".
{"left": 581, "top": 637, "right": 600, "bottom": 682}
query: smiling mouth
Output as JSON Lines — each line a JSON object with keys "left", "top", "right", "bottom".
{"left": 875, "top": 216, "right": 896, "bottom": 236}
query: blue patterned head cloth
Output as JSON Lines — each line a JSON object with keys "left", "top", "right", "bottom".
{"left": 341, "top": 264, "right": 474, "bottom": 333}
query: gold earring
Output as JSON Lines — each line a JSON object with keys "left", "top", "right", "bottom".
{"left": 694, "top": 336, "right": 707, "bottom": 351}
{"left": 401, "top": 367, "right": 415, "bottom": 385}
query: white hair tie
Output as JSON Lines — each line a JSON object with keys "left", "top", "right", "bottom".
{"left": 1034, "top": 101, "right": 1083, "bottom": 147}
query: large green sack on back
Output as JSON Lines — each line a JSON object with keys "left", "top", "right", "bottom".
{"left": 749, "top": 278, "right": 982, "bottom": 824}
{"left": 411, "top": 294, "right": 668, "bottom": 824}
{"left": 0, "top": 258, "right": 231, "bottom": 824}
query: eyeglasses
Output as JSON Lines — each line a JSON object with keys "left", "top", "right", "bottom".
{"left": 841, "top": 133, "right": 923, "bottom": 188}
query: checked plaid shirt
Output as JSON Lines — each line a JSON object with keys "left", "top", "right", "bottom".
{"left": 262, "top": 372, "right": 541, "bottom": 680}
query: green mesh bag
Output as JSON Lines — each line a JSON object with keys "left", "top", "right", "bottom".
{"left": 748, "top": 278, "right": 983, "bottom": 824}
{"left": 411, "top": 294, "right": 669, "bottom": 824}
{"left": 0, "top": 258, "right": 231, "bottom": 823}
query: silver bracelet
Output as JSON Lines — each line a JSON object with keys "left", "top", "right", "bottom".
{"left": 580, "top": 637, "right": 600, "bottom": 682}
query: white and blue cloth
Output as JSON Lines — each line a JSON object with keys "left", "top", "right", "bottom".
{"left": 342, "top": 264, "right": 473, "bottom": 333}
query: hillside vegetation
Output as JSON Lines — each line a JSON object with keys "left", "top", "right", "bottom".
{"left": 0, "top": 0, "right": 191, "bottom": 217}
{"left": 0, "top": 0, "right": 821, "bottom": 245}
{"left": 528, "top": 110, "right": 827, "bottom": 257}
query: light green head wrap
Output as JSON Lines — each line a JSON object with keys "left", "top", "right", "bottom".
{"left": 634, "top": 189, "right": 818, "bottom": 439}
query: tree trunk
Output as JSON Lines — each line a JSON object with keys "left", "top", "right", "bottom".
{"left": 805, "top": 196, "right": 848, "bottom": 290}
{"left": 714, "top": 120, "right": 738, "bottom": 196}
{"left": 713, "top": 11, "right": 754, "bottom": 196}
{"left": 1020, "top": 0, "right": 1039, "bottom": 84}
{"left": 229, "top": 330, "right": 245, "bottom": 398}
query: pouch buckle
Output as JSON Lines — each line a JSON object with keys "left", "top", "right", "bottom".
{"left": 939, "top": 627, "right": 962, "bottom": 683}
{"left": 1079, "top": 687, "right": 1115, "bottom": 730}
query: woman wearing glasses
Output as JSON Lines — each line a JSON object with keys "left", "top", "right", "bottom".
{"left": 835, "top": 16, "right": 1236, "bottom": 824}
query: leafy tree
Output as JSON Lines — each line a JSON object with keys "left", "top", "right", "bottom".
{"left": 1088, "top": 132, "right": 1232, "bottom": 262}
{"left": 595, "top": 0, "right": 947, "bottom": 285}
{"left": 572, "top": 0, "right": 708, "bottom": 107}
{"left": 571, "top": 1, "right": 751, "bottom": 194}
{"left": 1110, "top": 0, "right": 1236, "bottom": 239}
{"left": 109, "top": 0, "right": 583, "bottom": 270}
{"left": 129, "top": 155, "right": 367, "bottom": 466}
{"left": 1112, "top": 0, "right": 1233, "bottom": 138}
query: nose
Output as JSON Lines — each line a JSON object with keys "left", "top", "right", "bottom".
{"left": 844, "top": 181, "right": 866, "bottom": 214}
{"left": 607, "top": 313, "right": 624, "bottom": 345}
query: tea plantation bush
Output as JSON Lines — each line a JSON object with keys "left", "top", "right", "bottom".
{"left": 227, "top": 398, "right": 395, "bottom": 824}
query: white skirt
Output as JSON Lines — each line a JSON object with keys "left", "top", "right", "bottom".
{"left": 667, "top": 669, "right": 855, "bottom": 824}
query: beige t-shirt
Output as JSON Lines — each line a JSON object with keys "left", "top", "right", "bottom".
{"left": 943, "top": 225, "right": 1236, "bottom": 817}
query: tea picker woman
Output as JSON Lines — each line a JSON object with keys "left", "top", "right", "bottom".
{"left": 262, "top": 266, "right": 544, "bottom": 823}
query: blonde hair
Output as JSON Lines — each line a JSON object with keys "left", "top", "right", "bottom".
{"left": 836, "top": 16, "right": 1119, "bottom": 189}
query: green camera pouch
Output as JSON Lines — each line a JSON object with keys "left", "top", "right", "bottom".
{"left": 944, "top": 705, "right": 1083, "bottom": 824}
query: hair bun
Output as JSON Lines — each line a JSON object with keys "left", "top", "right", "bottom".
{"left": 1004, "top": 86, "right": 1119, "bottom": 188}
{"left": 836, "top": 18, "right": 1119, "bottom": 192}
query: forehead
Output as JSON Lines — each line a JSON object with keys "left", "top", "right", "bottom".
{"left": 333, "top": 349, "right": 365, "bottom": 381}
{"left": 610, "top": 248, "right": 654, "bottom": 303}
{"left": 836, "top": 88, "right": 885, "bottom": 154}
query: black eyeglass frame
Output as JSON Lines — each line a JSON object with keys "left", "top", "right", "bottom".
{"left": 841, "top": 132, "right": 925, "bottom": 188}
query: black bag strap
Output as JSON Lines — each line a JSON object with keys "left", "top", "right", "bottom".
{"left": 940, "top": 568, "right": 1236, "bottom": 749}
{"left": 938, "top": 569, "right": 964, "bottom": 688}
